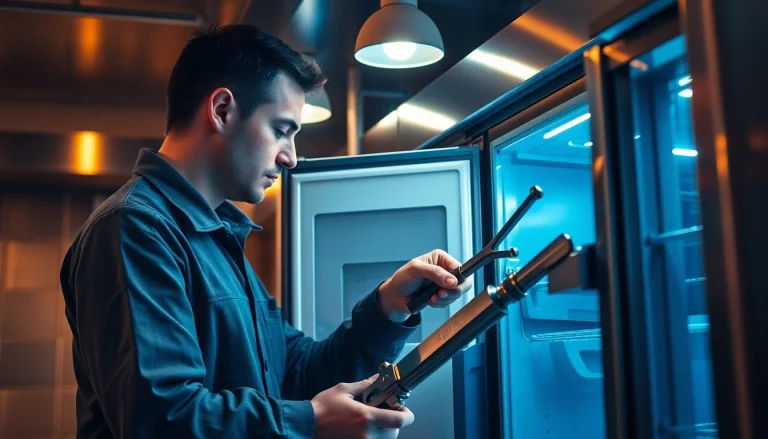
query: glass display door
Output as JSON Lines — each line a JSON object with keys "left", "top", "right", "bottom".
{"left": 628, "top": 34, "right": 717, "bottom": 437}
{"left": 585, "top": 2, "right": 720, "bottom": 437}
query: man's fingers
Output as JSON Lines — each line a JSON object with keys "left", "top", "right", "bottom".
{"left": 339, "top": 374, "right": 378, "bottom": 397}
{"left": 367, "top": 406, "right": 415, "bottom": 429}
{"left": 412, "top": 259, "right": 458, "bottom": 289}
{"left": 430, "top": 293, "right": 461, "bottom": 307}
{"left": 430, "top": 298, "right": 451, "bottom": 308}
{"left": 425, "top": 249, "right": 461, "bottom": 270}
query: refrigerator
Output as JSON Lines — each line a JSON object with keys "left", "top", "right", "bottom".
{"left": 281, "top": 147, "right": 485, "bottom": 439}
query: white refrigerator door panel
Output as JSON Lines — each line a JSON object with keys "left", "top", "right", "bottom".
{"left": 288, "top": 158, "right": 477, "bottom": 439}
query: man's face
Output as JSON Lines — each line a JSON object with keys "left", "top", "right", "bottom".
{"left": 217, "top": 72, "right": 304, "bottom": 204}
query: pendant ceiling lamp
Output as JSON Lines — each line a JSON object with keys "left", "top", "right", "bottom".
{"left": 355, "top": 0, "right": 444, "bottom": 69}
{"left": 302, "top": 87, "right": 332, "bottom": 124}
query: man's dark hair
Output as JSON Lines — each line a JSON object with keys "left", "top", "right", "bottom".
{"left": 165, "top": 23, "right": 327, "bottom": 133}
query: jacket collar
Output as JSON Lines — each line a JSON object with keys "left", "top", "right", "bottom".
{"left": 132, "top": 148, "right": 262, "bottom": 233}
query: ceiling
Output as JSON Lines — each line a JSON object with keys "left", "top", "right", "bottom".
{"left": 362, "top": 0, "right": 625, "bottom": 153}
{"left": 0, "top": 0, "right": 537, "bottom": 158}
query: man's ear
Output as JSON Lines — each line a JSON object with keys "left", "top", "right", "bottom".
{"left": 207, "top": 88, "right": 238, "bottom": 134}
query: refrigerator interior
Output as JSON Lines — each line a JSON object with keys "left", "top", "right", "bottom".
{"left": 493, "top": 95, "right": 606, "bottom": 439}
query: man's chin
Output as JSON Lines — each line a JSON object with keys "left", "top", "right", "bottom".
{"left": 229, "top": 189, "right": 265, "bottom": 205}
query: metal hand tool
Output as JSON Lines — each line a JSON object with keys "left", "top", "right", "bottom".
{"left": 363, "top": 233, "right": 575, "bottom": 410}
{"left": 407, "top": 185, "right": 544, "bottom": 314}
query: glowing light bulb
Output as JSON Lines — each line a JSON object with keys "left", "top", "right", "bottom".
{"left": 382, "top": 42, "right": 417, "bottom": 61}
{"left": 302, "top": 103, "right": 331, "bottom": 124}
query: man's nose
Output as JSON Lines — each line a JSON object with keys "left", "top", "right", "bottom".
{"left": 277, "top": 143, "right": 297, "bottom": 169}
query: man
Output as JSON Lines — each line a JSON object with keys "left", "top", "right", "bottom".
{"left": 59, "top": 23, "right": 471, "bottom": 439}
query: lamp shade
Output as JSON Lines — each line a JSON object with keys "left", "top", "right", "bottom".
{"left": 355, "top": 0, "right": 444, "bottom": 69}
{"left": 302, "top": 86, "right": 332, "bottom": 124}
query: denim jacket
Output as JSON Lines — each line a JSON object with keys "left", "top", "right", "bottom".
{"left": 60, "top": 148, "right": 420, "bottom": 438}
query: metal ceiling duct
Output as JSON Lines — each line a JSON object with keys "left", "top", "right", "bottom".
{"left": 0, "top": 1, "right": 202, "bottom": 26}
{"left": 0, "top": 0, "right": 628, "bottom": 183}
{"left": 360, "top": 0, "right": 626, "bottom": 154}
{"left": 0, "top": 132, "right": 157, "bottom": 188}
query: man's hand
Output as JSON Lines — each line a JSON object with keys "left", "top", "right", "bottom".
{"left": 311, "top": 375, "right": 414, "bottom": 439}
{"left": 378, "top": 250, "right": 473, "bottom": 323}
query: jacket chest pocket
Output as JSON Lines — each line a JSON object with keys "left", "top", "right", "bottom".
{"left": 257, "top": 298, "right": 287, "bottom": 384}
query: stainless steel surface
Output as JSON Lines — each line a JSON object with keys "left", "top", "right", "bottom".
{"left": 347, "top": 67, "right": 362, "bottom": 156}
{"left": 587, "top": 0, "right": 675, "bottom": 40}
{"left": 361, "top": 0, "right": 625, "bottom": 153}
{"left": 584, "top": 41, "right": 628, "bottom": 439}
{"left": 0, "top": 0, "right": 628, "bottom": 171}
{"left": 0, "top": 0, "right": 539, "bottom": 162}
{"left": 601, "top": 3, "right": 679, "bottom": 70}
{"left": 501, "top": 233, "right": 573, "bottom": 298}
{"left": 0, "top": 132, "right": 156, "bottom": 186}
{"left": 548, "top": 244, "right": 597, "bottom": 294}
{"left": 0, "top": 1, "right": 203, "bottom": 25}
{"left": 684, "top": 0, "right": 768, "bottom": 437}
{"left": 397, "top": 286, "right": 506, "bottom": 392}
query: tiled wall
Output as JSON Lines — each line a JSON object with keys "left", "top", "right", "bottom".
{"left": 0, "top": 184, "right": 280, "bottom": 438}
{"left": 0, "top": 185, "right": 105, "bottom": 439}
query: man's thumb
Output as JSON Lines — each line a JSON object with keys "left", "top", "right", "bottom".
{"left": 345, "top": 374, "right": 379, "bottom": 397}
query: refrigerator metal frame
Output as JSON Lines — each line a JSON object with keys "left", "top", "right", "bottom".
{"left": 681, "top": 0, "right": 768, "bottom": 437}
{"left": 586, "top": 2, "right": 683, "bottom": 438}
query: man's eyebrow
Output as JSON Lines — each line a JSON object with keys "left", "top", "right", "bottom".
{"left": 275, "top": 117, "right": 299, "bottom": 132}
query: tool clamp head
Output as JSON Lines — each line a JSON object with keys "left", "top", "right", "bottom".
{"left": 361, "top": 362, "right": 411, "bottom": 410}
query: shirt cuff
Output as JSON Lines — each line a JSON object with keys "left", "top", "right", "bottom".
{"left": 372, "top": 283, "right": 421, "bottom": 328}
{"left": 351, "top": 284, "right": 421, "bottom": 358}
{"left": 280, "top": 400, "right": 315, "bottom": 439}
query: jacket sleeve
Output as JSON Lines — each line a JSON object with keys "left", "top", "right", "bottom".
{"left": 280, "top": 282, "right": 421, "bottom": 401}
{"left": 68, "top": 205, "right": 314, "bottom": 439}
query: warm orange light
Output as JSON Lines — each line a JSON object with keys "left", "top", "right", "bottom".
{"left": 265, "top": 175, "right": 282, "bottom": 197}
{"left": 602, "top": 46, "right": 649, "bottom": 71}
{"left": 513, "top": 13, "right": 585, "bottom": 53}
{"left": 73, "top": 131, "right": 102, "bottom": 175}
{"left": 593, "top": 155, "right": 604, "bottom": 177}
{"left": 715, "top": 133, "right": 729, "bottom": 177}
{"left": 75, "top": 17, "right": 102, "bottom": 77}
